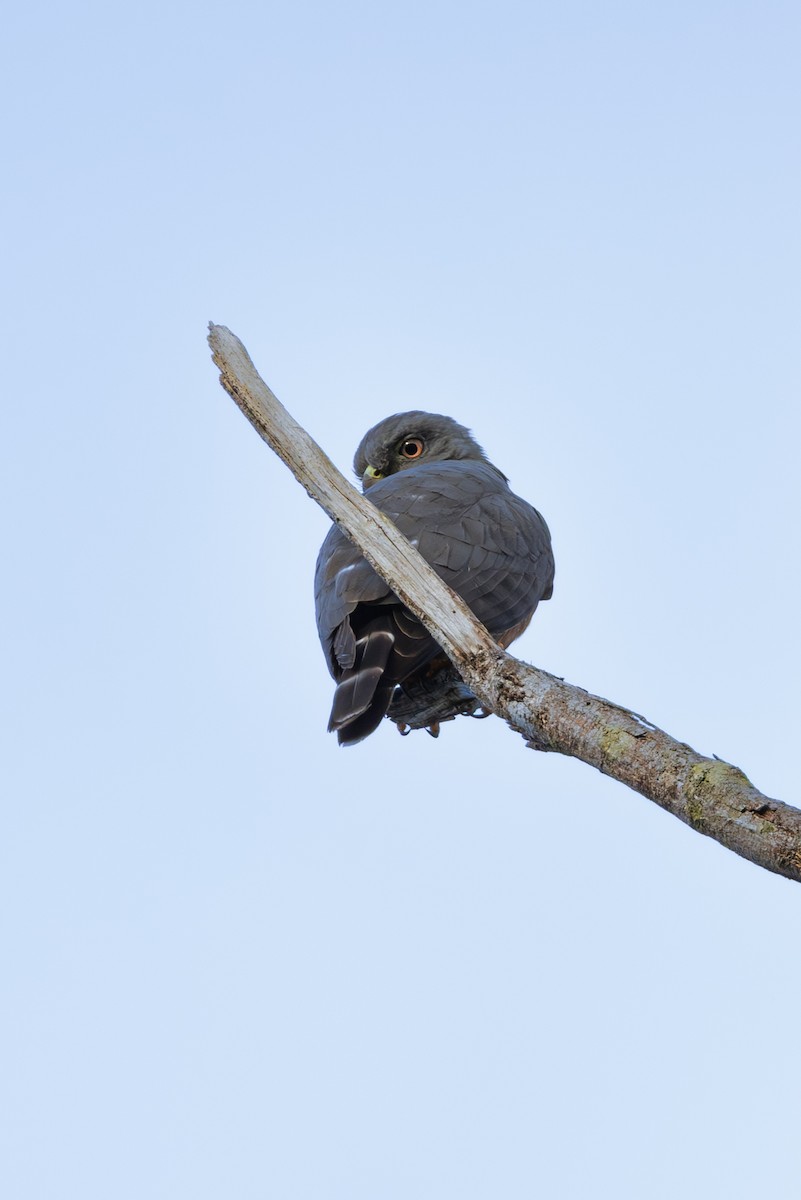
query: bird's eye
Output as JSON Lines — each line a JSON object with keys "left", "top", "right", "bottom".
{"left": 400, "top": 438, "right": 424, "bottom": 459}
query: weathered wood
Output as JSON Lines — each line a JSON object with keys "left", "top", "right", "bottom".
{"left": 209, "top": 322, "right": 801, "bottom": 883}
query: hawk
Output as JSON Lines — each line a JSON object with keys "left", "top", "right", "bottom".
{"left": 314, "top": 411, "right": 554, "bottom": 745}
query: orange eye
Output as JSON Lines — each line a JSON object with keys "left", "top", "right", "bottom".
{"left": 400, "top": 438, "right": 424, "bottom": 459}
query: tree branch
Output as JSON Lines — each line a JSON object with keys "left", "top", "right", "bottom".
{"left": 208, "top": 323, "right": 801, "bottom": 884}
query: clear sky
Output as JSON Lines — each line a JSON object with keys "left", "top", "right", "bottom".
{"left": 3, "top": 1, "right": 800, "bottom": 1196}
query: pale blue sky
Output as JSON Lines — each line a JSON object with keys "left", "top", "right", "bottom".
{"left": 3, "top": 2, "right": 800, "bottom": 1197}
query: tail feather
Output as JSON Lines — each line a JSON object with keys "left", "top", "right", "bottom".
{"left": 333, "top": 684, "right": 395, "bottom": 745}
{"left": 328, "top": 628, "right": 394, "bottom": 739}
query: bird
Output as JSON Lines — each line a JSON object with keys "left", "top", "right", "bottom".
{"left": 314, "top": 411, "right": 555, "bottom": 745}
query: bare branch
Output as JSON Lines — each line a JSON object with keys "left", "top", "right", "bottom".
{"left": 209, "top": 323, "right": 801, "bottom": 883}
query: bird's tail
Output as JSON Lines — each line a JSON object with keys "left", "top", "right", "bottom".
{"left": 328, "top": 626, "right": 395, "bottom": 745}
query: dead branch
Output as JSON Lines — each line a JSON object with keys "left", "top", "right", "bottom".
{"left": 208, "top": 322, "right": 801, "bottom": 883}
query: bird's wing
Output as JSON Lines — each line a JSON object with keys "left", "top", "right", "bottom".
{"left": 369, "top": 460, "right": 554, "bottom": 640}
{"left": 314, "top": 460, "right": 554, "bottom": 744}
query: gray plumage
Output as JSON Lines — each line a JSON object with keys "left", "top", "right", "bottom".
{"left": 314, "top": 411, "right": 554, "bottom": 745}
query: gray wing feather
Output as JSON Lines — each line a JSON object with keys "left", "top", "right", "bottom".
{"left": 314, "top": 460, "right": 554, "bottom": 743}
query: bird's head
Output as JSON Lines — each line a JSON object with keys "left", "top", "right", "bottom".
{"left": 353, "top": 411, "right": 497, "bottom": 490}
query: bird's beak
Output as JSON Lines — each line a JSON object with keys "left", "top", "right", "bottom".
{"left": 363, "top": 464, "right": 385, "bottom": 488}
